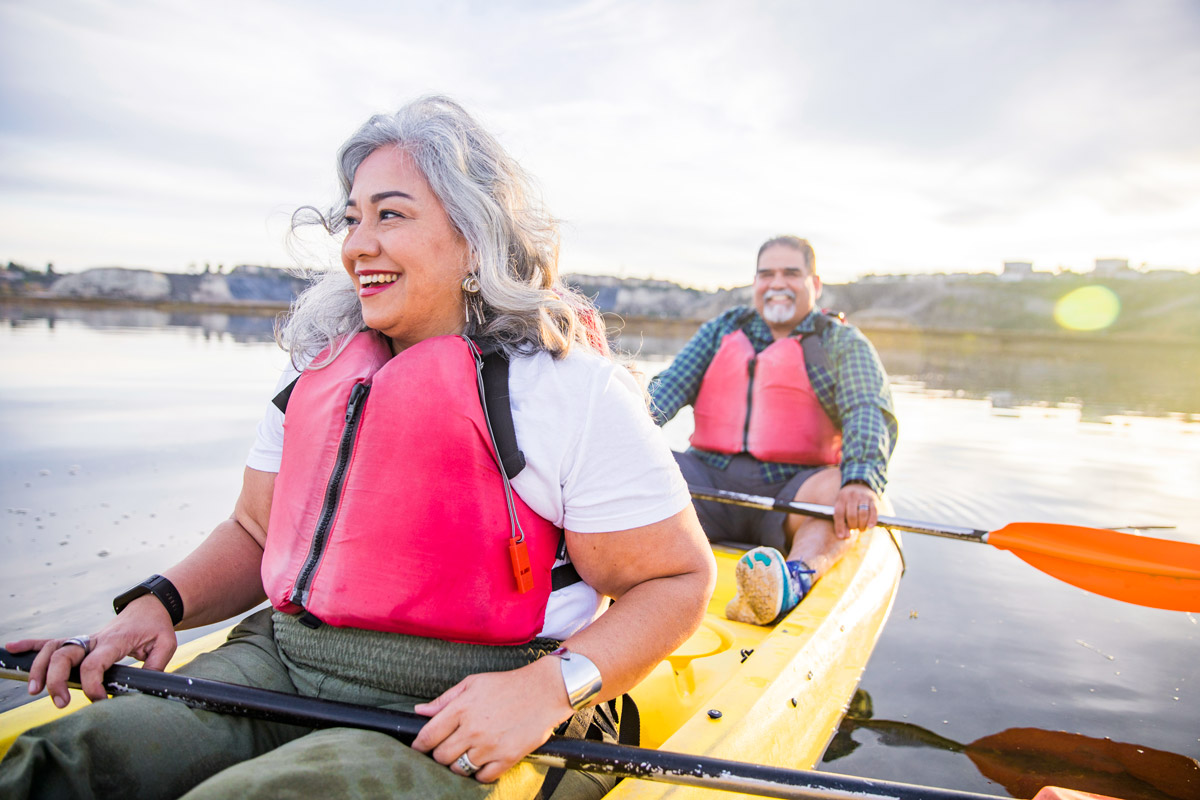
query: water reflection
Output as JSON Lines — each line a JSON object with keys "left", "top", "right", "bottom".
{"left": 1, "top": 302, "right": 281, "bottom": 343}
{"left": 867, "top": 329, "right": 1200, "bottom": 421}
{"left": 826, "top": 690, "right": 1200, "bottom": 800}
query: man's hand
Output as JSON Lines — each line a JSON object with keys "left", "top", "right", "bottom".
{"left": 834, "top": 481, "right": 879, "bottom": 538}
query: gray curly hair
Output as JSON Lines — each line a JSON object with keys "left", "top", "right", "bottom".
{"left": 279, "top": 95, "right": 606, "bottom": 366}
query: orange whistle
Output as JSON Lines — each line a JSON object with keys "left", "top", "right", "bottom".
{"left": 509, "top": 537, "right": 533, "bottom": 593}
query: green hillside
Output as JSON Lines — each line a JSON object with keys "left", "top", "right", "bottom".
{"left": 827, "top": 273, "right": 1200, "bottom": 341}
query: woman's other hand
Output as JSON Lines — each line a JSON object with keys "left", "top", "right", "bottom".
{"left": 411, "top": 505, "right": 715, "bottom": 782}
{"left": 411, "top": 656, "right": 571, "bottom": 783}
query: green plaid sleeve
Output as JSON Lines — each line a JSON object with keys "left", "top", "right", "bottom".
{"left": 814, "top": 322, "right": 898, "bottom": 494}
{"left": 647, "top": 307, "right": 746, "bottom": 425}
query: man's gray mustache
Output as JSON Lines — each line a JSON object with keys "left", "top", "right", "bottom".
{"left": 764, "top": 289, "right": 796, "bottom": 301}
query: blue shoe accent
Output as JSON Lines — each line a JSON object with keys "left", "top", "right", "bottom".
{"left": 786, "top": 560, "right": 816, "bottom": 600}
{"left": 773, "top": 559, "right": 803, "bottom": 623}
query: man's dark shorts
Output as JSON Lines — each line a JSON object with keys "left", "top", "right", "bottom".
{"left": 673, "top": 451, "right": 827, "bottom": 553}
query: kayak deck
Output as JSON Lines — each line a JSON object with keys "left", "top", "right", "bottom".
{"left": 1, "top": 527, "right": 903, "bottom": 788}
{"left": 614, "top": 526, "right": 903, "bottom": 798}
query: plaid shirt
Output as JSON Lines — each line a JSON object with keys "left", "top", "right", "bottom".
{"left": 648, "top": 306, "right": 897, "bottom": 493}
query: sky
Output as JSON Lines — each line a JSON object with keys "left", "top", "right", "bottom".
{"left": 2, "top": 0, "right": 1198, "bottom": 289}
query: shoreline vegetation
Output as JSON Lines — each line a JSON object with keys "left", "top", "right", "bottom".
{"left": 3, "top": 262, "right": 1200, "bottom": 348}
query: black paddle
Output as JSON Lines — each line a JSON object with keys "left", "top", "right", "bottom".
{"left": 0, "top": 647, "right": 1007, "bottom": 800}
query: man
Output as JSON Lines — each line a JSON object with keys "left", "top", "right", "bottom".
{"left": 648, "top": 235, "right": 897, "bottom": 625}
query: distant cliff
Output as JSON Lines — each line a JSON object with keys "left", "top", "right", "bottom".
{"left": 568, "top": 271, "right": 1200, "bottom": 341}
{"left": 3, "top": 262, "right": 1198, "bottom": 341}
{"left": 30, "top": 265, "right": 310, "bottom": 306}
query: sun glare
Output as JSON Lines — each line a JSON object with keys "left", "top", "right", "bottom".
{"left": 1054, "top": 285, "right": 1121, "bottom": 332}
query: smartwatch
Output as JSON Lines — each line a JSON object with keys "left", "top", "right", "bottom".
{"left": 549, "top": 647, "right": 603, "bottom": 710}
{"left": 113, "top": 574, "right": 185, "bottom": 626}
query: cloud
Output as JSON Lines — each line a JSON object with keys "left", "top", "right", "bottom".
{"left": 1, "top": 0, "right": 1198, "bottom": 284}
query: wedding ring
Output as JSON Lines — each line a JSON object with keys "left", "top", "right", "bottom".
{"left": 60, "top": 636, "right": 92, "bottom": 654}
{"left": 857, "top": 504, "right": 869, "bottom": 510}
{"left": 455, "top": 752, "right": 479, "bottom": 777}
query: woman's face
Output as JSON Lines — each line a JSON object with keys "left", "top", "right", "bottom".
{"left": 341, "top": 146, "right": 471, "bottom": 352}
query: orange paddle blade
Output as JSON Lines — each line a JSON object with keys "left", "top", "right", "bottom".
{"left": 976, "top": 728, "right": 1200, "bottom": 800}
{"left": 1033, "top": 789, "right": 1132, "bottom": 800}
{"left": 988, "top": 523, "right": 1200, "bottom": 612}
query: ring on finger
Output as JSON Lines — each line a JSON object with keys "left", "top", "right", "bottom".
{"left": 60, "top": 636, "right": 92, "bottom": 654}
{"left": 857, "top": 503, "right": 869, "bottom": 511}
{"left": 455, "top": 752, "right": 479, "bottom": 777}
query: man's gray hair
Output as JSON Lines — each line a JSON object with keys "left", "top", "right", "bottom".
{"left": 757, "top": 235, "right": 816, "bottom": 275}
{"left": 279, "top": 95, "right": 603, "bottom": 366}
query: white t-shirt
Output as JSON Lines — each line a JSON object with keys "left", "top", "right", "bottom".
{"left": 247, "top": 345, "right": 691, "bottom": 640}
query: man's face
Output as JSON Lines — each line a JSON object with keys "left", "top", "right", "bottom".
{"left": 753, "top": 245, "right": 821, "bottom": 332}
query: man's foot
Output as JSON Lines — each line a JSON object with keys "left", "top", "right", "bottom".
{"left": 725, "top": 547, "right": 815, "bottom": 626}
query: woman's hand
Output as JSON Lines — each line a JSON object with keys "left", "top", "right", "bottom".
{"left": 4, "top": 467, "right": 276, "bottom": 708}
{"left": 5, "top": 594, "right": 177, "bottom": 708}
{"left": 410, "top": 656, "right": 572, "bottom": 783}
{"left": 410, "top": 507, "right": 715, "bottom": 783}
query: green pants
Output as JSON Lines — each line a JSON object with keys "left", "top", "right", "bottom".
{"left": 0, "top": 610, "right": 615, "bottom": 800}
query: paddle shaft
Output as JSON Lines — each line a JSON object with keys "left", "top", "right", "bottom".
{"left": 691, "top": 485, "right": 1200, "bottom": 612}
{"left": 0, "top": 649, "right": 1003, "bottom": 800}
{"left": 689, "top": 487, "right": 989, "bottom": 542}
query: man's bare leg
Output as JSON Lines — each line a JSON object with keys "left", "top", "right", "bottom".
{"left": 782, "top": 467, "right": 855, "bottom": 580}
{"left": 727, "top": 467, "right": 866, "bottom": 625}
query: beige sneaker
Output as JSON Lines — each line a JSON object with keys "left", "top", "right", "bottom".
{"left": 725, "top": 546, "right": 809, "bottom": 626}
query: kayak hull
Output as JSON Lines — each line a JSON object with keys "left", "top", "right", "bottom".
{"left": 612, "top": 525, "right": 903, "bottom": 798}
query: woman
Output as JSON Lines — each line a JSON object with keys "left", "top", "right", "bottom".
{"left": 1, "top": 96, "right": 715, "bottom": 799}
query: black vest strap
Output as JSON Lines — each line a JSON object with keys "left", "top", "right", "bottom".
{"left": 799, "top": 330, "right": 831, "bottom": 371}
{"left": 476, "top": 342, "right": 527, "bottom": 480}
{"left": 798, "top": 311, "right": 841, "bottom": 372}
{"left": 551, "top": 563, "right": 581, "bottom": 591}
{"left": 615, "top": 693, "right": 641, "bottom": 746}
{"left": 272, "top": 377, "right": 298, "bottom": 415}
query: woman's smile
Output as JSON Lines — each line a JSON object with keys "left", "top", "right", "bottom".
{"left": 357, "top": 270, "right": 401, "bottom": 296}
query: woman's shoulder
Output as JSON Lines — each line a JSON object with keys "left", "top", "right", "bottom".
{"left": 509, "top": 347, "right": 638, "bottom": 397}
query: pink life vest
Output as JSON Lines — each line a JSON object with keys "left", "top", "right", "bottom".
{"left": 689, "top": 329, "right": 842, "bottom": 466}
{"left": 260, "top": 332, "right": 561, "bottom": 646}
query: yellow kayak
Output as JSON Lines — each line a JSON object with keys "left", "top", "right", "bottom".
{"left": 615, "top": 526, "right": 902, "bottom": 798}
{"left": 0, "top": 526, "right": 903, "bottom": 789}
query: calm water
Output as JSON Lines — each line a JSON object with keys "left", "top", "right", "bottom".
{"left": 2, "top": 304, "right": 1197, "bottom": 798}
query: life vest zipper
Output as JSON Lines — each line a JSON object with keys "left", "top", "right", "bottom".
{"left": 742, "top": 357, "right": 756, "bottom": 452}
{"left": 289, "top": 380, "right": 370, "bottom": 618}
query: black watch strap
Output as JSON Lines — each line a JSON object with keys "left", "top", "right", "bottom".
{"left": 113, "top": 574, "right": 185, "bottom": 626}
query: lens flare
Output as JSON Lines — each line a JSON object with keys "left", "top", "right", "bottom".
{"left": 1053, "top": 285, "right": 1120, "bottom": 332}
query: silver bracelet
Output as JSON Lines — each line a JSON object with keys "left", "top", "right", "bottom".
{"left": 549, "top": 647, "right": 603, "bottom": 710}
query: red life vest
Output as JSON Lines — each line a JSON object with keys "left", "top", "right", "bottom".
{"left": 260, "top": 332, "right": 561, "bottom": 646}
{"left": 690, "top": 327, "right": 842, "bottom": 466}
